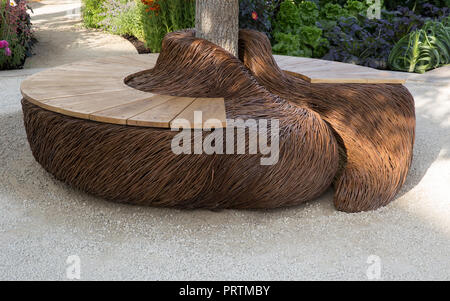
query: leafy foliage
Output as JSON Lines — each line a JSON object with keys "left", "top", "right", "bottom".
{"left": 388, "top": 20, "right": 450, "bottom": 73}
{"left": 320, "top": 3, "right": 348, "bottom": 21}
{"left": 239, "top": 0, "right": 279, "bottom": 40}
{"left": 297, "top": 0, "right": 319, "bottom": 26}
{"left": 322, "top": 17, "right": 391, "bottom": 69}
{"left": 99, "top": 0, "right": 145, "bottom": 40}
{"left": 384, "top": 0, "right": 450, "bottom": 15}
{"left": 344, "top": 0, "right": 369, "bottom": 17}
{"left": 272, "top": 0, "right": 367, "bottom": 58}
{"left": 0, "top": 0, "right": 34, "bottom": 70}
{"left": 273, "top": 0, "right": 301, "bottom": 34}
{"left": 81, "top": 0, "right": 107, "bottom": 28}
{"left": 141, "top": 0, "right": 195, "bottom": 52}
{"left": 272, "top": 32, "right": 301, "bottom": 56}
{"left": 320, "top": 3, "right": 449, "bottom": 70}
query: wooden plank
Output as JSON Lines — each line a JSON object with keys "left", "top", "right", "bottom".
{"left": 278, "top": 57, "right": 407, "bottom": 84}
{"left": 283, "top": 70, "right": 406, "bottom": 84}
{"left": 90, "top": 94, "right": 178, "bottom": 125}
{"left": 21, "top": 79, "right": 123, "bottom": 91}
{"left": 88, "top": 56, "right": 153, "bottom": 68}
{"left": 54, "top": 63, "right": 144, "bottom": 75}
{"left": 21, "top": 82, "right": 131, "bottom": 101}
{"left": 119, "top": 54, "right": 159, "bottom": 65}
{"left": 274, "top": 55, "right": 310, "bottom": 65}
{"left": 127, "top": 97, "right": 197, "bottom": 128}
{"left": 280, "top": 59, "right": 331, "bottom": 69}
{"left": 171, "top": 97, "right": 226, "bottom": 129}
{"left": 40, "top": 90, "right": 155, "bottom": 119}
{"left": 24, "top": 70, "right": 125, "bottom": 81}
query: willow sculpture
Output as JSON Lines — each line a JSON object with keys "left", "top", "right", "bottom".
{"left": 22, "top": 28, "right": 415, "bottom": 212}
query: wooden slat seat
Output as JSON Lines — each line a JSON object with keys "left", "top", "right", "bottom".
{"left": 20, "top": 54, "right": 227, "bottom": 129}
{"left": 274, "top": 55, "right": 406, "bottom": 84}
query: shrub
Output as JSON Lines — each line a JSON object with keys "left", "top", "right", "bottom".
{"left": 273, "top": 0, "right": 301, "bottom": 34}
{"left": 0, "top": 0, "right": 34, "bottom": 70}
{"left": 384, "top": 0, "right": 450, "bottom": 15}
{"left": 99, "top": 0, "right": 144, "bottom": 40}
{"left": 140, "top": 0, "right": 195, "bottom": 52}
{"left": 297, "top": 0, "right": 319, "bottom": 26}
{"left": 272, "top": 32, "right": 301, "bottom": 56}
{"left": 389, "top": 20, "right": 450, "bottom": 73}
{"left": 322, "top": 16, "right": 394, "bottom": 69}
{"left": 320, "top": 2, "right": 348, "bottom": 21}
{"left": 321, "top": 3, "right": 449, "bottom": 69}
{"left": 81, "top": 0, "right": 107, "bottom": 28}
{"left": 239, "top": 0, "right": 279, "bottom": 40}
{"left": 272, "top": 0, "right": 323, "bottom": 58}
{"left": 272, "top": 0, "right": 367, "bottom": 58}
{"left": 344, "top": 0, "right": 369, "bottom": 17}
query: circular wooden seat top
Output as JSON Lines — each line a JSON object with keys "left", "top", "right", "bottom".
{"left": 20, "top": 54, "right": 405, "bottom": 129}
{"left": 20, "top": 54, "right": 227, "bottom": 129}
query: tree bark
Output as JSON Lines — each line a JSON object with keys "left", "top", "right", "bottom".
{"left": 195, "top": 0, "right": 239, "bottom": 57}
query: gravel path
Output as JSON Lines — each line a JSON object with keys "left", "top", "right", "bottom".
{"left": 0, "top": 1, "right": 449, "bottom": 281}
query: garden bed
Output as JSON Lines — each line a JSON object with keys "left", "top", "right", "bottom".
{"left": 82, "top": 0, "right": 450, "bottom": 74}
{"left": 0, "top": 0, "right": 35, "bottom": 70}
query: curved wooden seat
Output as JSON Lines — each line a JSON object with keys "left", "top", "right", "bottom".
{"left": 20, "top": 54, "right": 227, "bottom": 129}
{"left": 21, "top": 54, "right": 405, "bottom": 130}
{"left": 274, "top": 55, "right": 406, "bottom": 84}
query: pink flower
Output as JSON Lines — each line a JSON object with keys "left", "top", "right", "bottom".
{"left": 0, "top": 40, "right": 9, "bottom": 49}
{"left": 5, "top": 47, "right": 12, "bottom": 56}
{"left": 251, "top": 11, "right": 258, "bottom": 21}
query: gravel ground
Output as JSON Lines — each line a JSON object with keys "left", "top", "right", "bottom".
{"left": 0, "top": 0, "right": 449, "bottom": 281}
{"left": 1, "top": 68, "right": 449, "bottom": 280}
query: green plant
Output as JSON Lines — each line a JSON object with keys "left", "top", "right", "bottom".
{"left": 388, "top": 20, "right": 450, "bottom": 73}
{"left": 297, "top": 0, "right": 319, "bottom": 26}
{"left": 273, "top": 0, "right": 301, "bottom": 34}
{"left": 141, "top": 0, "right": 195, "bottom": 52}
{"left": 272, "top": 32, "right": 301, "bottom": 56}
{"left": 344, "top": 0, "right": 368, "bottom": 17}
{"left": 99, "top": 0, "right": 144, "bottom": 40}
{"left": 273, "top": 0, "right": 330, "bottom": 58}
{"left": 81, "top": 0, "right": 107, "bottom": 28}
{"left": 320, "top": 3, "right": 348, "bottom": 21}
{"left": 384, "top": 0, "right": 450, "bottom": 15}
{"left": 300, "top": 25, "right": 329, "bottom": 57}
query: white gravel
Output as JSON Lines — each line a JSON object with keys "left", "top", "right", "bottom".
{"left": 1, "top": 68, "right": 449, "bottom": 280}
{"left": 0, "top": 0, "right": 449, "bottom": 281}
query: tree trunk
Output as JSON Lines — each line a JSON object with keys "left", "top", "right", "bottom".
{"left": 195, "top": 0, "right": 239, "bottom": 57}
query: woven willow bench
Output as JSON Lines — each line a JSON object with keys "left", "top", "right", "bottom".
{"left": 20, "top": 48, "right": 412, "bottom": 212}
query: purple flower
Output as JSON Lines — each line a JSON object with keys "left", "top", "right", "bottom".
{"left": 0, "top": 40, "right": 9, "bottom": 49}
{"left": 5, "top": 47, "right": 12, "bottom": 56}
